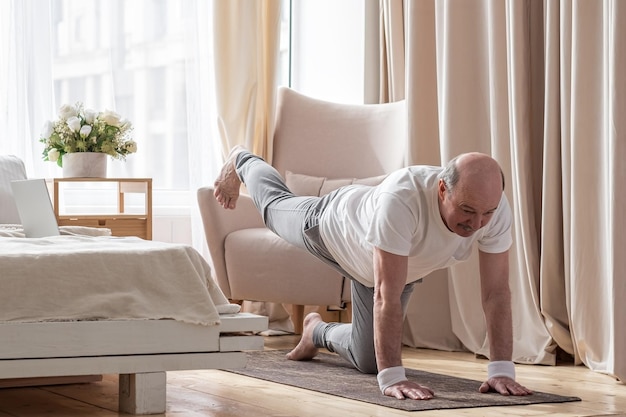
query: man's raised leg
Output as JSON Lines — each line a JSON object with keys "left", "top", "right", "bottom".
{"left": 213, "top": 146, "right": 318, "bottom": 251}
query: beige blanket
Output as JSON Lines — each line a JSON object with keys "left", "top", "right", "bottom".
{"left": 0, "top": 235, "right": 239, "bottom": 325}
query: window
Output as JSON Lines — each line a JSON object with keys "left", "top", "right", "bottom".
{"left": 51, "top": 0, "right": 191, "bottom": 189}
{"left": 45, "top": 0, "right": 296, "bottom": 192}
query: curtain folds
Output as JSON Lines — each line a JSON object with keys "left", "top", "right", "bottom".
{"left": 212, "top": 0, "right": 281, "bottom": 162}
{"left": 559, "top": 0, "right": 626, "bottom": 378}
{"left": 187, "top": 0, "right": 281, "bottom": 258}
{"left": 383, "top": 0, "right": 625, "bottom": 380}
{"left": 209, "top": 0, "right": 292, "bottom": 332}
{"left": 379, "top": 0, "right": 406, "bottom": 102}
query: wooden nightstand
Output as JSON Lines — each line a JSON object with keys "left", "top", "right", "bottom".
{"left": 52, "top": 178, "right": 152, "bottom": 240}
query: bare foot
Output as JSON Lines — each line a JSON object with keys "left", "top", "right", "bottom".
{"left": 214, "top": 145, "right": 246, "bottom": 209}
{"left": 286, "top": 312, "right": 324, "bottom": 361}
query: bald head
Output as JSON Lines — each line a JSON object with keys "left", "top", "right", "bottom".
{"left": 438, "top": 152, "right": 505, "bottom": 193}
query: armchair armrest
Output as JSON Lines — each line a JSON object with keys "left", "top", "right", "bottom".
{"left": 197, "top": 186, "right": 264, "bottom": 298}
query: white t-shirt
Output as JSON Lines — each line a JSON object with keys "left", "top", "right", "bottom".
{"left": 319, "top": 166, "right": 512, "bottom": 287}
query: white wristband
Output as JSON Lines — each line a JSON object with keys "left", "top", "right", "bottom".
{"left": 487, "top": 361, "right": 516, "bottom": 380}
{"left": 377, "top": 366, "right": 407, "bottom": 393}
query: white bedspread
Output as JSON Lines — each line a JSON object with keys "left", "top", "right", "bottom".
{"left": 0, "top": 235, "right": 239, "bottom": 325}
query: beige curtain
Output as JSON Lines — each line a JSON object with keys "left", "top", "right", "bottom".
{"left": 551, "top": 0, "right": 626, "bottom": 379}
{"left": 213, "top": 0, "right": 281, "bottom": 161}
{"left": 379, "top": 0, "right": 406, "bottom": 102}
{"left": 383, "top": 0, "right": 625, "bottom": 380}
{"left": 211, "top": 0, "right": 294, "bottom": 332}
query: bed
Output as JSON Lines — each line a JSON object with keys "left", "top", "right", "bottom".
{"left": 0, "top": 230, "right": 268, "bottom": 414}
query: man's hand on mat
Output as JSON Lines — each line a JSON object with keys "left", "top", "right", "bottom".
{"left": 479, "top": 377, "right": 533, "bottom": 396}
{"left": 384, "top": 381, "right": 435, "bottom": 400}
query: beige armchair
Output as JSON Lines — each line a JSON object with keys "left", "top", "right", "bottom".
{"left": 197, "top": 87, "right": 407, "bottom": 333}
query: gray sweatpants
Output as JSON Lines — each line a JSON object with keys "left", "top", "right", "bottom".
{"left": 235, "top": 151, "right": 415, "bottom": 374}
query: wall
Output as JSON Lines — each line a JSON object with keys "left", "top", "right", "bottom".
{"left": 153, "top": 215, "right": 192, "bottom": 244}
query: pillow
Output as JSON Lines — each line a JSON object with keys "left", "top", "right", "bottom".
{"left": 0, "top": 155, "right": 28, "bottom": 224}
{"left": 285, "top": 171, "right": 388, "bottom": 197}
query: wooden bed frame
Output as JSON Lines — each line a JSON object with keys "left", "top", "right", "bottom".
{"left": 0, "top": 313, "right": 267, "bottom": 414}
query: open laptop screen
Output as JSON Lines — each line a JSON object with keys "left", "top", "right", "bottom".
{"left": 10, "top": 179, "right": 60, "bottom": 238}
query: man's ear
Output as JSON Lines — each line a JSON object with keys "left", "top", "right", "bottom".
{"left": 438, "top": 179, "right": 447, "bottom": 200}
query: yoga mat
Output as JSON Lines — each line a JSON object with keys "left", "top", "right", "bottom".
{"left": 228, "top": 350, "right": 581, "bottom": 412}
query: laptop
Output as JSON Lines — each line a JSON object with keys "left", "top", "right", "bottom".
{"left": 10, "top": 179, "right": 61, "bottom": 237}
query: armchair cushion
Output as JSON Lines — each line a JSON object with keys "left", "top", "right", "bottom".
{"left": 225, "top": 228, "right": 346, "bottom": 306}
{"left": 285, "top": 171, "right": 387, "bottom": 197}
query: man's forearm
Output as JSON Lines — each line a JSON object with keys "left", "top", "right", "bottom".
{"left": 483, "top": 292, "right": 513, "bottom": 361}
{"left": 373, "top": 296, "right": 405, "bottom": 370}
{"left": 372, "top": 247, "right": 409, "bottom": 372}
{"left": 479, "top": 250, "right": 513, "bottom": 362}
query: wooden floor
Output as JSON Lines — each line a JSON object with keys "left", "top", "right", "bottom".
{"left": 0, "top": 334, "right": 624, "bottom": 417}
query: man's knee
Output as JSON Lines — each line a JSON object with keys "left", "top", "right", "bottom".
{"left": 353, "top": 354, "right": 378, "bottom": 374}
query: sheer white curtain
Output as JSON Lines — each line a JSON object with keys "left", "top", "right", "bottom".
{"left": 0, "top": 0, "right": 55, "bottom": 175}
{"left": 184, "top": 0, "right": 222, "bottom": 254}
{"left": 382, "top": 0, "right": 626, "bottom": 380}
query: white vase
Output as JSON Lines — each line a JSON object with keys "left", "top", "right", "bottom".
{"left": 62, "top": 152, "right": 108, "bottom": 178}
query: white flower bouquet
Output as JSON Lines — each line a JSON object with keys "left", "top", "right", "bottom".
{"left": 40, "top": 102, "right": 137, "bottom": 167}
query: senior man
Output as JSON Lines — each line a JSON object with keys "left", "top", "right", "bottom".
{"left": 214, "top": 146, "right": 532, "bottom": 400}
